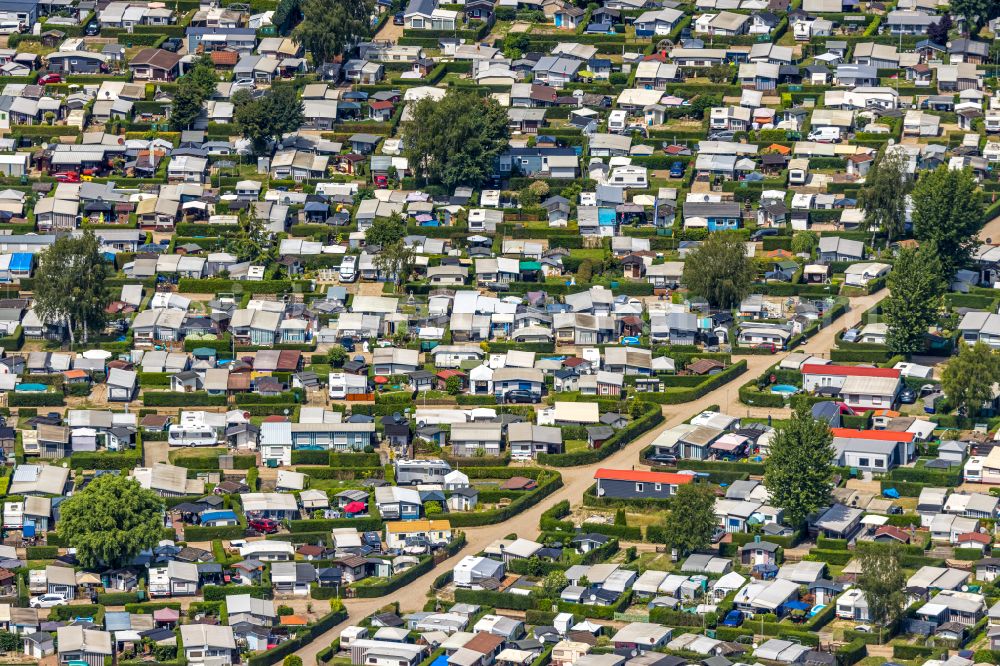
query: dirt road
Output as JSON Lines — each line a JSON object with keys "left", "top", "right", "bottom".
{"left": 294, "top": 291, "right": 885, "bottom": 663}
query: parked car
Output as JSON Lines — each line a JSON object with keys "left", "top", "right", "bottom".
{"left": 84, "top": 20, "right": 99, "bottom": 35}
{"left": 30, "top": 594, "right": 68, "bottom": 608}
{"left": 38, "top": 73, "right": 62, "bottom": 85}
{"left": 161, "top": 37, "right": 183, "bottom": 52}
{"left": 647, "top": 453, "right": 677, "bottom": 466}
{"left": 722, "top": 610, "right": 744, "bottom": 627}
{"left": 53, "top": 171, "right": 80, "bottom": 183}
{"left": 393, "top": 11, "right": 404, "bottom": 24}
{"left": 750, "top": 228, "right": 779, "bottom": 241}
{"left": 248, "top": 518, "right": 279, "bottom": 534}
{"left": 669, "top": 161, "right": 685, "bottom": 178}
{"left": 502, "top": 390, "right": 537, "bottom": 404}
{"left": 899, "top": 388, "right": 916, "bottom": 404}
{"left": 340, "top": 336, "right": 356, "bottom": 352}
{"left": 854, "top": 624, "right": 873, "bottom": 633}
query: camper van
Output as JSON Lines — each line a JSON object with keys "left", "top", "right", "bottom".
{"left": 807, "top": 127, "right": 841, "bottom": 143}
{"left": 394, "top": 459, "right": 452, "bottom": 485}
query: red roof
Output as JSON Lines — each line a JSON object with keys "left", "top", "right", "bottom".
{"left": 435, "top": 369, "right": 465, "bottom": 379}
{"left": 801, "top": 364, "right": 900, "bottom": 379}
{"left": 262, "top": 415, "right": 289, "bottom": 422}
{"left": 957, "top": 532, "right": 991, "bottom": 544}
{"left": 594, "top": 468, "right": 696, "bottom": 485}
{"left": 370, "top": 100, "right": 394, "bottom": 110}
{"left": 874, "top": 525, "right": 910, "bottom": 542}
{"left": 831, "top": 428, "right": 914, "bottom": 442}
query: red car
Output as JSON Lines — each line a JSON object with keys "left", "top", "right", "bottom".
{"left": 37, "top": 73, "right": 62, "bottom": 85}
{"left": 53, "top": 171, "right": 79, "bottom": 183}
{"left": 248, "top": 518, "right": 279, "bottom": 534}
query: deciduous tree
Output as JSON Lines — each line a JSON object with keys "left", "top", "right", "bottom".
{"left": 764, "top": 405, "right": 835, "bottom": 526}
{"left": 365, "top": 212, "right": 406, "bottom": 247}
{"left": 855, "top": 543, "right": 906, "bottom": 643}
{"left": 57, "top": 475, "right": 165, "bottom": 568}
{"left": 33, "top": 230, "right": 110, "bottom": 345}
{"left": 883, "top": 243, "right": 945, "bottom": 354}
{"left": 662, "top": 483, "right": 717, "bottom": 556}
{"left": 942, "top": 341, "right": 1000, "bottom": 416}
{"left": 293, "top": 0, "right": 373, "bottom": 65}
{"left": 950, "top": 0, "right": 997, "bottom": 31}
{"left": 233, "top": 86, "right": 304, "bottom": 155}
{"left": 791, "top": 231, "right": 818, "bottom": 255}
{"left": 912, "top": 166, "right": 984, "bottom": 279}
{"left": 373, "top": 240, "right": 416, "bottom": 291}
{"left": 857, "top": 148, "right": 911, "bottom": 245}
{"left": 681, "top": 232, "right": 755, "bottom": 309}
{"left": 403, "top": 89, "right": 510, "bottom": 190}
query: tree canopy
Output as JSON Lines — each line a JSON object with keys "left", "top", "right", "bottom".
{"left": 169, "top": 56, "right": 217, "bottom": 131}
{"left": 911, "top": 166, "right": 984, "bottom": 279}
{"left": 950, "top": 0, "right": 998, "bottom": 31}
{"left": 403, "top": 89, "right": 510, "bottom": 190}
{"left": 857, "top": 148, "right": 911, "bottom": 245}
{"left": 365, "top": 212, "right": 407, "bottom": 247}
{"left": 234, "top": 86, "right": 304, "bottom": 155}
{"left": 57, "top": 474, "right": 165, "bottom": 569}
{"left": 681, "top": 232, "right": 756, "bottom": 309}
{"left": 229, "top": 208, "right": 273, "bottom": 264}
{"left": 942, "top": 341, "right": 1000, "bottom": 417}
{"left": 293, "top": 0, "right": 373, "bottom": 65}
{"left": 883, "top": 243, "right": 945, "bottom": 355}
{"left": 855, "top": 543, "right": 906, "bottom": 642}
{"left": 764, "top": 405, "right": 835, "bottom": 526}
{"left": 661, "top": 483, "right": 717, "bottom": 556}
{"left": 34, "top": 230, "right": 110, "bottom": 345}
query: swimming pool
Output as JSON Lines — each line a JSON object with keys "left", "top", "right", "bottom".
{"left": 598, "top": 207, "right": 616, "bottom": 226}
{"left": 770, "top": 384, "right": 799, "bottom": 395}
{"left": 16, "top": 383, "right": 48, "bottom": 392}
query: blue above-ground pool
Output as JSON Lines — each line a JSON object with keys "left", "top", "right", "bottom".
{"left": 16, "top": 383, "right": 48, "bottom": 392}
{"left": 770, "top": 384, "right": 799, "bottom": 395}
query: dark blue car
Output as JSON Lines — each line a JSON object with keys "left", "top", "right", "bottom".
{"left": 722, "top": 610, "right": 744, "bottom": 627}
{"left": 669, "top": 161, "right": 685, "bottom": 178}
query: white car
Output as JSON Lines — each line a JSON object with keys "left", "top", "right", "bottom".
{"left": 30, "top": 593, "right": 68, "bottom": 608}
{"left": 232, "top": 78, "right": 255, "bottom": 90}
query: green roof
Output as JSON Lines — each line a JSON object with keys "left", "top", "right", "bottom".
{"left": 520, "top": 261, "right": 542, "bottom": 271}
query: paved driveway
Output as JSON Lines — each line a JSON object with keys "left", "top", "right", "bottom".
{"left": 295, "top": 291, "right": 886, "bottom": 662}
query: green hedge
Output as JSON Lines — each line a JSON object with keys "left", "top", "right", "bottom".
{"left": 202, "top": 585, "right": 271, "bottom": 601}
{"left": 538, "top": 402, "right": 663, "bottom": 466}
{"left": 454, "top": 588, "right": 536, "bottom": 610}
{"left": 638, "top": 361, "right": 748, "bottom": 404}
{"left": 143, "top": 392, "right": 227, "bottom": 406}
{"left": 98, "top": 592, "right": 141, "bottom": 606}
{"left": 70, "top": 451, "right": 141, "bottom": 470}
{"left": 25, "top": 546, "right": 58, "bottom": 559}
{"left": 178, "top": 278, "right": 313, "bottom": 294}
{"left": 352, "top": 554, "right": 436, "bottom": 598}
{"left": 9, "top": 392, "right": 65, "bottom": 407}
{"left": 184, "top": 524, "right": 246, "bottom": 541}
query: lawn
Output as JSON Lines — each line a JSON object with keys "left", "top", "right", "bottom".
{"left": 569, "top": 249, "right": 606, "bottom": 261}
{"left": 565, "top": 439, "right": 589, "bottom": 453}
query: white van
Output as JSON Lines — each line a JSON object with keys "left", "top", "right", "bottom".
{"left": 339, "top": 255, "right": 357, "bottom": 283}
{"left": 807, "top": 127, "right": 841, "bottom": 143}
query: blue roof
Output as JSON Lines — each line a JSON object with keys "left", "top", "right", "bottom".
{"left": 201, "top": 510, "right": 238, "bottom": 522}
{"left": 10, "top": 253, "right": 33, "bottom": 272}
